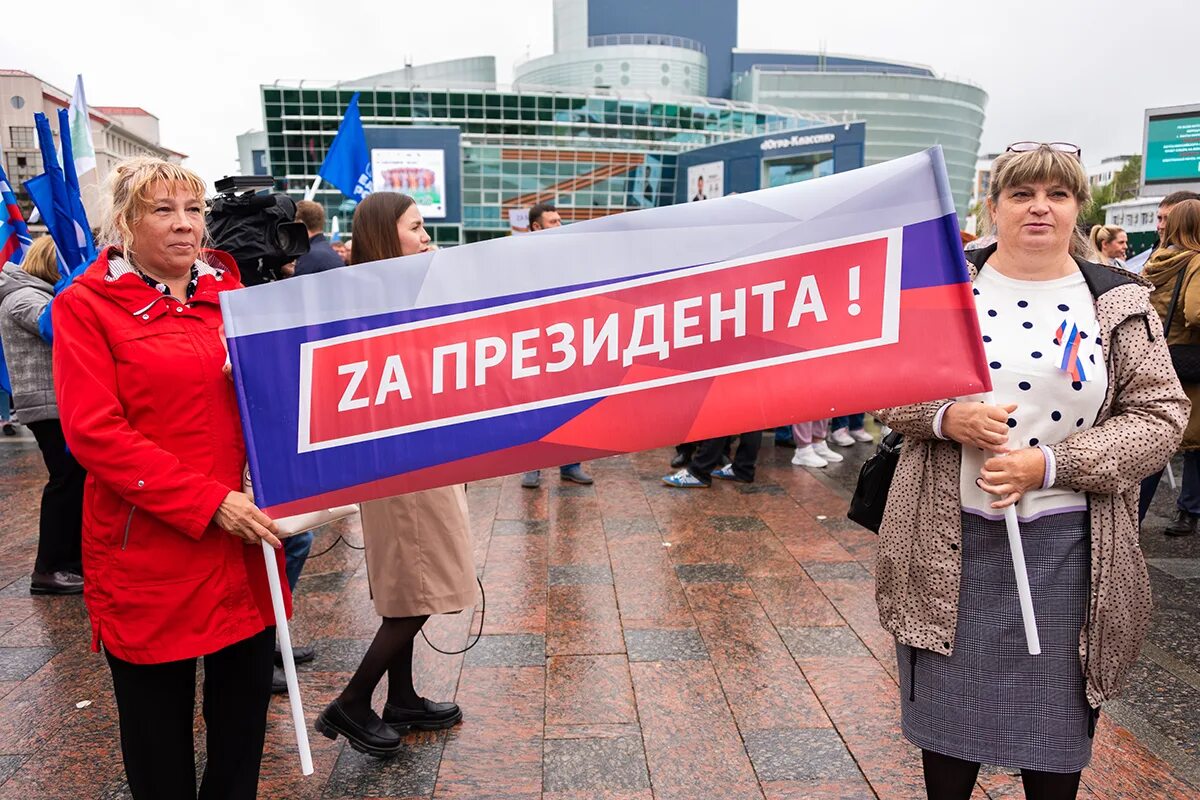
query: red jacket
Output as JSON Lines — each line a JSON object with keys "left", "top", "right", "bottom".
{"left": 53, "top": 246, "right": 290, "bottom": 664}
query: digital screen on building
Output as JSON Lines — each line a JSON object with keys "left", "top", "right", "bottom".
{"left": 371, "top": 148, "right": 447, "bottom": 218}
{"left": 1145, "top": 114, "right": 1200, "bottom": 184}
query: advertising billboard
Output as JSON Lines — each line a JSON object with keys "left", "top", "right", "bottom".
{"left": 687, "top": 161, "right": 724, "bottom": 202}
{"left": 1145, "top": 113, "right": 1200, "bottom": 184}
{"left": 372, "top": 148, "right": 447, "bottom": 219}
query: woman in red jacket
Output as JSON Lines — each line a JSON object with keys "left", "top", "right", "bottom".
{"left": 53, "top": 157, "right": 289, "bottom": 800}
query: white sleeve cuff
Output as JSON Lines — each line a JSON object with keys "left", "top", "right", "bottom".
{"left": 1038, "top": 445, "right": 1056, "bottom": 489}
{"left": 932, "top": 402, "right": 955, "bottom": 440}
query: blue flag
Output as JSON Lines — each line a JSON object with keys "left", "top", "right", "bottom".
{"left": 318, "top": 93, "right": 372, "bottom": 201}
{"left": 25, "top": 113, "right": 83, "bottom": 274}
{"left": 58, "top": 108, "right": 97, "bottom": 263}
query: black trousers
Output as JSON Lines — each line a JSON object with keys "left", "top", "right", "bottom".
{"left": 105, "top": 627, "right": 275, "bottom": 800}
{"left": 27, "top": 419, "right": 85, "bottom": 574}
{"left": 688, "top": 431, "right": 762, "bottom": 483}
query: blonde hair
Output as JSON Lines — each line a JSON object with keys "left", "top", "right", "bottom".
{"left": 100, "top": 157, "right": 208, "bottom": 264}
{"left": 20, "top": 236, "right": 60, "bottom": 284}
{"left": 1088, "top": 224, "right": 1125, "bottom": 260}
{"left": 988, "top": 146, "right": 1091, "bottom": 258}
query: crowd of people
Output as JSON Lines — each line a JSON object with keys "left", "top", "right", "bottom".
{"left": 0, "top": 144, "right": 1197, "bottom": 799}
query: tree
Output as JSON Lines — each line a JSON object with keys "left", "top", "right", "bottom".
{"left": 1084, "top": 156, "right": 1142, "bottom": 227}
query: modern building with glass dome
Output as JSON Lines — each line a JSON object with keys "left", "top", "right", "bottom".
{"left": 246, "top": 0, "right": 987, "bottom": 243}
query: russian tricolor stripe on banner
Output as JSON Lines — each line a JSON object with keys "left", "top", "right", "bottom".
{"left": 222, "top": 147, "right": 991, "bottom": 516}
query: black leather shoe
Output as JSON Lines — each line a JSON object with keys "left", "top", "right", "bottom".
{"left": 2, "top": 423, "right": 15, "bottom": 436}
{"left": 670, "top": 452, "right": 688, "bottom": 469}
{"left": 1165, "top": 508, "right": 1199, "bottom": 537}
{"left": 383, "top": 698, "right": 463, "bottom": 731}
{"left": 559, "top": 465, "right": 594, "bottom": 485}
{"left": 521, "top": 470, "right": 541, "bottom": 488}
{"left": 271, "top": 665, "right": 288, "bottom": 694}
{"left": 316, "top": 700, "right": 402, "bottom": 757}
{"left": 30, "top": 571, "right": 83, "bottom": 595}
{"left": 275, "top": 644, "right": 316, "bottom": 666}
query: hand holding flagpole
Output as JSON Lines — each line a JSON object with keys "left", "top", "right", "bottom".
{"left": 983, "top": 392, "right": 1041, "bottom": 656}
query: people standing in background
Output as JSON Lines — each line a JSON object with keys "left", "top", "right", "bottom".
{"left": 521, "top": 202, "right": 593, "bottom": 489}
{"left": 662, "top": 431, "right": 761, "bottom": 487}
{"left": 0, "top": 236, "right": 85, "bottom": 594}
{"left": 293, "top": 200, "right": 348, "bottom": 276}
{"left": 828, "top": 414, "right": 875, "bottom": 447}
{"left": 1088, "top": 224, "right": 1128, "bottom": 268}
{"left": 790, "top": 419, "right": 844, "bottom": 468}
{"left": 1138, "top": 199, "right": 1200, "bottom": 535}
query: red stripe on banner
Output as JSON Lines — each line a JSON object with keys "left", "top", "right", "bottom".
{"left": 264, "top": 281, "right": 989, "bottom": 517}
{"left": 300, "top": 236, "right": 893, "bottom": 452}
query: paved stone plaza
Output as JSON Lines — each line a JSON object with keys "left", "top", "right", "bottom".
{"left": 0, "top": 429, "right": 1198, "bottom": 799}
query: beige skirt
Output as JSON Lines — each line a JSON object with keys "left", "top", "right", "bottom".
{"left": 359, "top": 485, "right": 476, "bottom": 618}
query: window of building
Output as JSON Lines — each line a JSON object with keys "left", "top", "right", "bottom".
{"left": 9, "top": 126, "right": 35, "bottom": 149}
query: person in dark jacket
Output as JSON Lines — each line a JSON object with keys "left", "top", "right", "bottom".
{"left": 0, "top": 236, "right": 85, "bottom": 594}
{"left": 293, "top": 200, "right": 347, "bottom": 276}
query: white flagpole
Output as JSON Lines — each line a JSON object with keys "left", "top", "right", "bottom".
{"left": 984, "top": 392, "right": 1041, "bottom": 656}
{"left": 303, "top": 175, "right": 321, "bottom": 202}
{"left": 261, "top": 541, "right": 314, "bottom": 775}
{"left": 1167, "top": 460, "right": 1178, "bottom": 491}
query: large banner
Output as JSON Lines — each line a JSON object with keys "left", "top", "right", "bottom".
{"left": 222, "top": 147, "right": 990, "bottom": 516}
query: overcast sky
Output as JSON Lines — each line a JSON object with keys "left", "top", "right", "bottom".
{"left": 3, "top": 0, "right": 1194, "bottom": 188}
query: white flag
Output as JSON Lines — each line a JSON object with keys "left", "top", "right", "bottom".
{"left": 331, "top": 215, "right": 341, "bottom": 242}
{"left": 69, "top": 75, "right": 97, "bottom": 175}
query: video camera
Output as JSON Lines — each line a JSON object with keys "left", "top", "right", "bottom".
{"left": 207, "top": 176, "right": 309, "bottom": 287}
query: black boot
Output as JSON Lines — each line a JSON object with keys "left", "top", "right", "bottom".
{"left": 1165, "top": 508, "right": 1199, "bottom": 537}
{"left": 382, "top": 698, "right": 463, "bottom": 731}
{"left": 316, "top": 700, "right": 403, "bottom": 757}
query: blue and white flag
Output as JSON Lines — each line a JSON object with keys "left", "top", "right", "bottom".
{"left": 25, "top": 113, "right": 83, "bottom": 274}
{"left": 68, "top": 75, "right": 97, "bottom": 176}
{"left": 58, "top": 108, "right": 97, "bottom": 264}
{"left": 318, "top": 93, "right": 372, "bottom": 202}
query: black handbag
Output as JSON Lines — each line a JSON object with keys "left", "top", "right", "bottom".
{"left": 1163, "top": 268, "right": 1200, "bottom": 384}
{"left": 847, "top": 430, "right": 904, "bottom": 534}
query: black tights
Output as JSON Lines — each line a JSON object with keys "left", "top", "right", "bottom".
{"left": 923, "top": 750, "right": 1082, "bottom": 800}
{"left": 338, "top": 615, "right": 429, "bottom": 724}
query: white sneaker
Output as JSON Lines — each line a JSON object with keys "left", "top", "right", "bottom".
{"left": 849, "top": 428, "right": 875, "bottom": 443}
{"left": 791, "top": 446, "right": 828, "bottom": 468}
{"left": 813, "top": 440, "right": 844, "bottom": 463}
{"left": 829, "top": 428, "right": 856, "bottom": 447}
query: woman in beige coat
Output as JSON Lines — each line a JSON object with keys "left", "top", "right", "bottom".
{"left": 316, "top": 193, "right": 476, "bottom": 758}
{"left": 1139, "top": 199, "right": 1200, "bottom": 535}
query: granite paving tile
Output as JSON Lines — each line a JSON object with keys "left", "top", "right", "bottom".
{"left": 686, "top": 583, "right": 830, "bottom": 730}
{"left": 608, "top": 542, "right": 693, "bottom": 628}
{"left": 1117, "top": 659, "right": 1200, "bottom": 758}
{"left": 433, "top": 666, "right": 544, "bottom": 800}
{"left": 623, "top": 628, "right": 708, "bottom": 662}
{"left": 462, "top": 634, "right": 545, "bottom": 668}
{"left": 548, "top": 564, "right": 614, "bottom": 586}
{"left": 495, "top": 476, "right": 549, "bottom": 523}
{"left": 545, "top": 655, "right": 637, "bottom": 726}
{"left": 1082, "top": 715, "right": 1200, "bottom": 799}
{"left": 0, "top": 647, "right": 57, "bottom": 682}
{"left": 323, "top": 732, "right": 445, "bottom": 798}
{"left": 743, "top": 728, "right": 861, "bottom": 782}
{"left": 0, "top": 755, "right": 25, "bottom": 784}
{"left": 546, "top": 583, "right": 624, "bottom": 656}
{"left": 543, "top": 736, "right": 650, "bottom": 792}
{"left": 748, "top": 575, "right": 845, "bottom": 628}
{"left": 630, "top": 660, "right": 763, "bottom": 799}
{"left": 600, "top": 516, "right": 662, "bottom": 545}
{"left": 543, "top": 723, "right": 642, "bottom": 740}
{"left": 1146, "top": 558, "right": 1200, "bottom": 580}
{"left": 803, "top": 561, "right": 874, "bottom": 582}
{"left": 709, "top": 515, "right": 770, "bottom": 533}
{"left": 478, "top": 530, "right": 547, "bottom": 635}
{"left": 674, "top": 562, "right": 745, "bottom": 584}
{"left": 490, "top": 519, "right": 549, "bottom": 537}
{"left": 779, "top": 626, "right": 870, "bottom": 659}
{"left": 759, "top": 778, "right": 876, "bottom": 799}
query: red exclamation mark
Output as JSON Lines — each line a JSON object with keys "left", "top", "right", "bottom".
{"left": 848, "top": 266, "right": 861, "bottom": 317}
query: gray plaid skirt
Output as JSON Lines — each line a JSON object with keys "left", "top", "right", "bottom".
{"left": 897, "top": 510, "right": 1096, "bottom": 773}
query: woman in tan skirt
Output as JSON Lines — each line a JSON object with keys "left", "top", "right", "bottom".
{"left": 316, "top": 193, "right": 476, "bottom": 757}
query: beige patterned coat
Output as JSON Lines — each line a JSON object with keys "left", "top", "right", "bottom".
{"left": 875, "top": 247, "right": 1188, "bottom": 708}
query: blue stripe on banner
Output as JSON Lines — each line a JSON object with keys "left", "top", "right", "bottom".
{"left": 899, "top": 213, "right": 970, "bottom": 291}
{"left": 231, "top": 213, "right": 968, "bottom": 507}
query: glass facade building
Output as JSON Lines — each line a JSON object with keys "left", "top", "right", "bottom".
{"left": 262, "top": 84, "right": 830, "bottom": 244}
